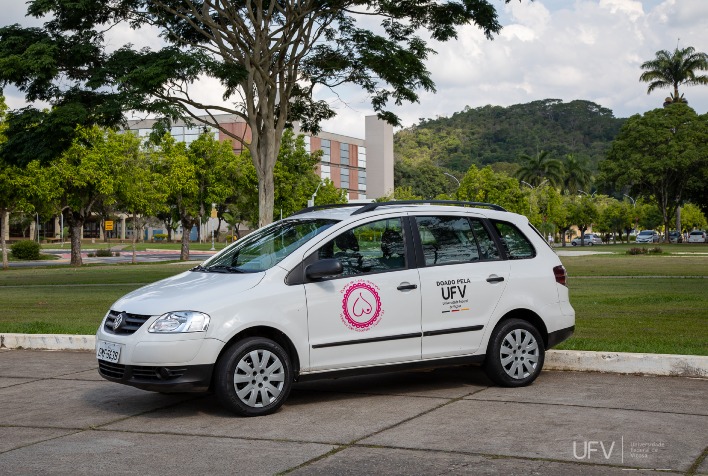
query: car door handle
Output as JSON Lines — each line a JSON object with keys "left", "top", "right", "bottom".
{"left": 397, "top": 283, "right": 418, "bottom": 291}
{"left": 486, "top": 275, "right": 505, "bottom": 283}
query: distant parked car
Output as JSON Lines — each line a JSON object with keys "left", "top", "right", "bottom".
{"left": 635, "top": 230, "right": 659, "bottom": 244}
{"left": 688, "top": 230, "right": 707, "bottom": 243}
{"left": 571, "top": 233, "right": 603, "bottom": 246}
{"left": 669, "top": 231, "right": 683, "bottom": 243}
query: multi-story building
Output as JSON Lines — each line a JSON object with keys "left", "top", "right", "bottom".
{"left": 126, "top": 114, "right": 394, "bottom": 201}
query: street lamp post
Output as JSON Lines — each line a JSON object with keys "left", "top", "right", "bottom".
{"left": 307, "top": 181, "right": 324, "bottom": 208}
{"left": 443, "top": 172, "right": 460, "bottom": 188}
{"left": 623, "top": 194, "right": 636, "bottom": 207}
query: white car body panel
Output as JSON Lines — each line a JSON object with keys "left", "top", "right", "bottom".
{"left": 96, "top": 203, "right": 575, "bottom": 394}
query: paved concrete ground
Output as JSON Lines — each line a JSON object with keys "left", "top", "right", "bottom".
{"left": 0, "top": 350, "right": 706, "bottom": 475}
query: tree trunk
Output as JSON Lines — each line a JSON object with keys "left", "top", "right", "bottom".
{"left": 180, "top": 217, "right": 191, "bottom": 261}
{"left": 1, "top": 209, "right": 8, "bottom": 270}
{"left": 257, "top": 166, "right": 275, "bottom": 228}
{"left": 69, "top": 222, "right": 83, "bottom": 266}
{"left": 675, "top": 206, "right": 681, "bottom": 239}
{"left": 131, "top": 212, "right": 137, "bottom": 264}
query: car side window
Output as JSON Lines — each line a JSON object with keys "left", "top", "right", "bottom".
{"left": 317, "top": 218, "right": 406, "bottom": 277}
{"left": 415, "top": 216, "right": 495, "bottom": 266}
{"left": 492, "top": 221, "right": 536, "bottom": 259}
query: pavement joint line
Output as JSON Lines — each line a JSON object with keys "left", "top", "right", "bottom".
{"left": 349, "top": 442, "right": 685, "bottom": 474}
{"left": 0, "top": 428, "right": 86, "bottom": 456}
{"left": 461, "top": 396, "right": 708, "bottom": 418}
{"left": 90, "top": 426, "right": 344, "bottom": 447}
{"left": 686, "top": 445, "right": 708, "bottom": 476}
{"left": 279, "top": 386, "right": 489, "bottom": 475}
{"left": 292, "top": 386, "right": 477, "bottom": 401}
{"left": 0, "top": 377, "right": 44, "bottom": 389}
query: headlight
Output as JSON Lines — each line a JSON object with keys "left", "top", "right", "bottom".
{"left": 148, "top": 311, "right": 211, "bottom": 333}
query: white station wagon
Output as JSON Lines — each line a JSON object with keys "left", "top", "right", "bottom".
{"left": 96, "top": 201, "right": 575, "bottom": 416}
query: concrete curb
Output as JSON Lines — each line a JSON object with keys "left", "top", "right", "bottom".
{"left": 1, "top": 333, "right": 706, "bottom": 378}
{"left": 545, "top": 349, "right": 707, "bottom": 378}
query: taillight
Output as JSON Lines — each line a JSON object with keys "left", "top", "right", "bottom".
{"left": 553, "top": 265, "right": 567, "bottom": 286}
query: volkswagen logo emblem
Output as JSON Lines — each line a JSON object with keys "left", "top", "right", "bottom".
{"left": 113, "top": 312, "right": 126, "bottom": 331}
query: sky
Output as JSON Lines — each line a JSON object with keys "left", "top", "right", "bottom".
{"left": 2, "top": 0, "right": 707, "bottom": 139}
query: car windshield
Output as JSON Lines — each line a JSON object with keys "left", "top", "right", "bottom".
{"left": 690, "top": 231, "right": 703, "bottom": 235}
{"left": 638, "top": 231, "right": 653, "bottom": 236}
{"left": 197, "top": 218, "right": 338, "bottom": 273}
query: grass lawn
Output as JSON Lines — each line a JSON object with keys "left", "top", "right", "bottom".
{"left": 0, "top": 254, "right": 706, "bottom": 355}
{"left": 556, "top": 278, "right": 707, "bottom": 355}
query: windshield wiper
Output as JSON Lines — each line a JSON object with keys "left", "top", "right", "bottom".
{"left": 191, "top": 264, "right": 208, "bottom": 272}
{"left": 205, "top": 265, "right": 246, "bottom": 273}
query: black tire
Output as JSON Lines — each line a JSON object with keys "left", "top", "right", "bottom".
{"left": 483, "top": 318, "right": 545, "bottom": 387}
{"left": 571, "top": 242, "right": 577, "bottom": 246}
{"left": 214, "top": 337, "right": 293, "bottom": 417}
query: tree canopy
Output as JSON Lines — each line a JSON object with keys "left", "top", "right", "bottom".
{"left": 639, "top": 46, "right": 708, "bottom": 105}
{"left": 0, "top": 0, "right": 516, "bottom": 227}
{"left": 600, "top": 104, "right": 708, "bottom": 241}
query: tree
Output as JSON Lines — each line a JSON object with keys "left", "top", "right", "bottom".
{"left": 515, "top": 151, "right": 563, "bottom": 188}
{"left": 115, "top": 135, "right": 170, "bottom": 263}
{"left": 567, "top": 195, "right": 598, "bottom": 246}
{"left": 681, "top": 203, "right": 707, "bottom": 231}
{"left": 1, "top": 1, "right": 514, "bottom": 228}
{"left": 562, "top": 154, "right": 592, "bottom": 195}
{"left": 457, "top": 166, "right": 528, "bottom": 215}
{"left": 598, "top": 199, "right": 633, "bottom": 243}
{"left": 314, "top": 179, "right": 348, "bottom": 206}
{"left": 601, "top": 104, "right": 708, "bottom": 242}
{"left": 640, "top": 46, "right": 708, "bottom": 105}
{"left": 52, "top": 126, "right": 126, "bottom": 266}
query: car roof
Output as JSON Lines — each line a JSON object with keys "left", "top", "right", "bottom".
{"left": 289, "top": 201, "right": 521, "bottom": 223}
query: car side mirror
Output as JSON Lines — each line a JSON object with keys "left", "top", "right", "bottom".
{"left": 306, "top": 259, "right": 343, "bottom": 280}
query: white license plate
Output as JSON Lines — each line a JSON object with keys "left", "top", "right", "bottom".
{"left": 96, "top": 340, "right": 121, "bottom": 363}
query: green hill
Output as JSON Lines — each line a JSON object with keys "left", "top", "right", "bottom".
{"left": 394, "top": 99, "right": 626, "bottom": 173}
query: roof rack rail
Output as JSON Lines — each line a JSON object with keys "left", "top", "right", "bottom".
{"left": 290, "top": 203, "right": 364, "bottom": 216}
{"left": 351, "top": 200, "right": 507, "bottom": 215}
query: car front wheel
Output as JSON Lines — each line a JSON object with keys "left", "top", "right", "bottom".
{"left": 483, "top": 318, "right": 545, "bottom": 387}
{"left": 214, "top": 337, "right": 293, "bottom": 417}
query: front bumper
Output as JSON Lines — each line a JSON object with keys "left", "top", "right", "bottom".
{"left": 98, "top": 360, "right": 214, "bottom": 393}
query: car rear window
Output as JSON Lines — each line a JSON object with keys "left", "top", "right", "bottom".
{"left": 491, "top": 221, "right": 536, "bottom": 259}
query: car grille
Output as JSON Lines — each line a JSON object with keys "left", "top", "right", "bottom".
{"left": 104, "top": 310, "right": 152, "bottom": 335}
{"left": 98, "top": 361, "right": 188, "bottom": 381}
{"left": 98, "top": 360, "right": 125, "bottom": 379}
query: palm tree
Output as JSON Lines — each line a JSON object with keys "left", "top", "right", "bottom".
{"left": 515, "top": 151, "right": 563, "bottom": 188}
{"left": 640, "top": 46, "right": 708, "bottom": 104}
{"left": 562, "top": 154, "right": 592, "bottom": 195}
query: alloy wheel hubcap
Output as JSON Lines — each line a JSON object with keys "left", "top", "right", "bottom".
{"left": 233, "top": 349, "right": 285, "bottom": 407}
{"left": 499, "top": 329, "right": 539, "bottom": 379}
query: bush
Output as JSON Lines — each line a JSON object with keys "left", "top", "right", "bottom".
{"left": 153, "top": 233, "right": 168, "bottom": 241}
{"left": 11, "top": 240, "right": 41, "bottom": 260}
{"left": 627, "top": 247, "right": 647, "bottom": 255}
{"left": 96, "top": 249, "right": 113, "bottom": 257}
{"left": 649, "top": 247, "right": 663, "bottom": 254}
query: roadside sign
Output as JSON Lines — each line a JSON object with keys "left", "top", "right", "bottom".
{"left": 105, "top": 220, "right": 114, "bottom": 231}
{"left": 210, "top": 208, "right": 217, "bottom": 219}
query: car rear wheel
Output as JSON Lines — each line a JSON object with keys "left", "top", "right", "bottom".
{"left": 214, "top": 337, "right": 293, "bottom": 417}
{"left": 484, "top": 318, "right": 545, "bottom": 387}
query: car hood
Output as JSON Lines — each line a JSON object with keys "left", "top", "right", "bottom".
{"left": 110, "top": 270, "right": 266, "bottom": 316}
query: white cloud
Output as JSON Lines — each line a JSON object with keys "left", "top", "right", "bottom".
{"left": 2, "top": 0, "right": 707, "bottom": 139}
